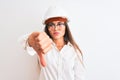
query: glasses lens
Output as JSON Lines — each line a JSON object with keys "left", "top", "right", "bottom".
{"left": 47, "top": 22, "right": 65, "bottom": 29}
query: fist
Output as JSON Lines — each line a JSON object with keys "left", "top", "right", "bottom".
{"left": 28, "top": 31, "right": 52, "bottom": 67}
{"left": 36, "top": 32, "right": 52, "bottom": 53}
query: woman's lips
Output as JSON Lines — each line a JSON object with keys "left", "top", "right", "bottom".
{"left": 53, "top": 32, "right": 59, "bottom": 35}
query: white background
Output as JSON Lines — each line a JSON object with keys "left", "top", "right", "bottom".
{"left": 0, "top": 0, "right": 120, "bottom": 80}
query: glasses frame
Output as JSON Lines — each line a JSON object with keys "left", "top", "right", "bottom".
{"left": 47, "top": 22, "right": 65, "bottom": 30}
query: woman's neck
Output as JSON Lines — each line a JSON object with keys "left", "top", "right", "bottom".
{"left": 53, "top": 38, "right": 66, "bottom": 50}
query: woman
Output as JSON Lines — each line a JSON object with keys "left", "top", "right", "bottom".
{"left": 22, "top": 6, "right": 85, "bottom": 80}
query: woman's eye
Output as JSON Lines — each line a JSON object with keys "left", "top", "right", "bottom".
{"left": 58, "top": 23, "right": 64, "bottom": 26}
{"left": 47, "top": 23, "right": 54, "bottom": 27}
{"left": 49, "top": 24, "right": 53, "bottom": 26}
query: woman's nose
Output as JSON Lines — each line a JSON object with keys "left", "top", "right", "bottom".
{"left": 54, "top": 25, "right": 58, "bottom": 30}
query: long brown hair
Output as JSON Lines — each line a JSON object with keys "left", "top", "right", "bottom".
{"left": 44, "top": 22, "right": 83, "bottom": 60}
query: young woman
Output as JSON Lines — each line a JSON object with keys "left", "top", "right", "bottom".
{"left": 22, "top": 6, "right": 85, "bottom": 80}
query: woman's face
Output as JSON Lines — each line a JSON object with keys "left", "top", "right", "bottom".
{"left": 47, "top": 21, "right": 66, "bottom": 40}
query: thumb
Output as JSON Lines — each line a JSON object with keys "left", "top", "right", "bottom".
{"left": 39, "top": 52, "right": 46, "bottom": 67}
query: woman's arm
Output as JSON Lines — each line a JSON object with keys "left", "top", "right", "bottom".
{"left": 74, "top": 55, "right": 86, "bottom": 80}
{"left": 18, "top": 33, "right": 36, "bottom": 56}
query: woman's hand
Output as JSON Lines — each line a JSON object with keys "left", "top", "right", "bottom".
{"left": 28, "top": 31, "right": 52, "bottom": 67}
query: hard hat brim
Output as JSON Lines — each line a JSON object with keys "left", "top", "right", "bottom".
{"left": 44, "top": 17, "right": 68, "bottom": 24}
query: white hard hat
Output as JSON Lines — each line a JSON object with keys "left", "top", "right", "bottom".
{"left": 43, "top": 6, "right": 69, "bottom": 24}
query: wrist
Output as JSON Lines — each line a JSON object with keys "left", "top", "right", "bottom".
{"left": 27, "top": 37, "right": 33, "bottom": 47}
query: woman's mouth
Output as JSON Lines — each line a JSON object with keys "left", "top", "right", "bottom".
{"left": 53, "top": 32, "right": 59, "bottom": 35}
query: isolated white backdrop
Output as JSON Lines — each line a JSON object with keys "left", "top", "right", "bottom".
{"left": 0, "top": 0, "right": 120, "bottom": 80}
